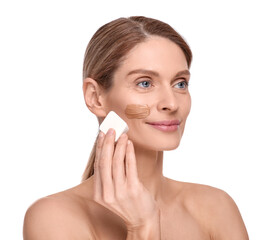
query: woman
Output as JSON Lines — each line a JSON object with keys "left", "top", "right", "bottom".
{"left": 23, "top": 16, "right": 249, "bottom": 239}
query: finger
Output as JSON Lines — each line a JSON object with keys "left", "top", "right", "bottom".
{"left": 93, "top": 131, "right": 105, "bottom": 199}
{"left": 95, "top": 131, "right": 105, "bottom": 171}
{"left": 125, "top": 140, "right": 139, "bottom": 184}
{"left": 99, "top": 128, "right": 116, "bottom": 199}
{"left": 112, "top": 133, "right": 128, "bottom": 187}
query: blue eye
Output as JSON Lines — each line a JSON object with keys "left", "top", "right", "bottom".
{"left": 137, "top": 81, "right": 151, "bottom": 88}
{"left": 175, "top": 81, "right": 188, "bottom": 89}
{"left": 137, "top": 80, "right": 189, "bottom": 90}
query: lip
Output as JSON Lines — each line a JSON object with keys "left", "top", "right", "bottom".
{"left": 146, "top": 120, "right": 181, "bottom": 126}
{"left": 146, "top": 120, "right": 181, "bottom": 132}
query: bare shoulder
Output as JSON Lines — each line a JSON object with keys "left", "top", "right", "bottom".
{"left": 177, "top": 181, "right": 249, "bottom": 240}
{"left": 23, "top": 189, "right": 95, "bottom": 240}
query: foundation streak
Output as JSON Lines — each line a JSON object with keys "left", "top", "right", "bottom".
{"left": 125, "top": 104, "right": 150, "bottom": 119}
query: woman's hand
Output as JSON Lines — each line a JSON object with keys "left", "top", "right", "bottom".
{"left": 91, "top": 128, "right": 160, "bottom": 232}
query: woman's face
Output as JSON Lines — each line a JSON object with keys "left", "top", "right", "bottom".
{"left": 103, "top": 36, "right": 191, "bottom": 151}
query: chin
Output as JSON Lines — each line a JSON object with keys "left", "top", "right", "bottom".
{"left": 157, "top": 141, "right": 180, "bottom": 151}
{"left": 133, "top": 138, "right": 181, "bottom": 151}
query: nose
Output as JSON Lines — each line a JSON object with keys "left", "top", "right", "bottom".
{"left": 157, "top": 86, "right": 179, "bottom": 112}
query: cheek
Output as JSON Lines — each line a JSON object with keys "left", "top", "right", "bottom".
{"left": 106, "top": 91, "right": 128, "bottom": 113}
{"left": 125, "top": 104, "right": 150, "bottom": 119}
{"left": 187, "top": 94, "right": 192, "bottom": 113}
{"left": 182, "top": 93, "right": 191, "bottom": 115}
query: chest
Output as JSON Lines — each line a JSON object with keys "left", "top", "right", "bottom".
{"left": 89, "top": 202, "right": 210, "bottom": 240}
{"left": 159, "top": 204, "right": 210, "bottom": 240}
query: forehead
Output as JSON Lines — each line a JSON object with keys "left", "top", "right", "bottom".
{"left": 114, "top": 36, "right": 188, "bottom": 78}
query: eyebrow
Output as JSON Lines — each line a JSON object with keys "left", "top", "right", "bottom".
{"left": 174, "top": 70, "right": 190, "bottom": 78}
{"left": 126, "top": 69, "right": 190, "bottom": 78}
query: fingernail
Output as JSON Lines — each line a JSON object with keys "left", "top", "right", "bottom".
{"left": 99, "top": 131, "right": 104, "bottom": 138}
{"left": 107, "top": 128, "right": 115, "bottom": 136}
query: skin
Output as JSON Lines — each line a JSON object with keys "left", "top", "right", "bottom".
{"left": 23, "top": 36, "right": 249, "bottom": 239}
{"left": 124, "top": 104, "right": 150, "bottom": 119}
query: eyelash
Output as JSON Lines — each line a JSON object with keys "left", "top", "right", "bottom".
{"left": 136, "top": 79, "right": 189, "bottom": 90}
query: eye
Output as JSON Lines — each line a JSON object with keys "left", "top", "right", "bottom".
{"left": 174, "top": 80, "right": 189, "bottom": 89}
{"left": 137, "top": 80, "right": 152, "bottom": 88}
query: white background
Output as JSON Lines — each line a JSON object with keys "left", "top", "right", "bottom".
{"left": 0, "top": 0, "right": 273, "bottom": 239}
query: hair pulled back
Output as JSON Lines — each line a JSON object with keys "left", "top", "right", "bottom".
{"left": 82, "top": 16, "right": 192, "bottom": 181}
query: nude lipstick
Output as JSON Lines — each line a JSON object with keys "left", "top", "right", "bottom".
{"left": 146, "top": 120, "right": 180, "bottom": 132}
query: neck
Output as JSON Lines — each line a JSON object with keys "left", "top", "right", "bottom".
{"left": 133, "top": 143, "right": 166, "bottom": 202}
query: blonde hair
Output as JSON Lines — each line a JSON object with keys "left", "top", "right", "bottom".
{"left": 82, "top": 16, "right": 192, "bottom": 181}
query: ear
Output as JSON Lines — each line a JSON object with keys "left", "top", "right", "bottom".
{"left": 82, "top": 78, "right": 107, "bottom": 117}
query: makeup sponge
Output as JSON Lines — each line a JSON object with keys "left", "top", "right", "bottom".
{"left": 99, "top": 111, "right": 129, "bottom": 142}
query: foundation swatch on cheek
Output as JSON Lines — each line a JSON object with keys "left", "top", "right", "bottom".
{"left": 125, "top": 104, "right": 150, "bottom": 119}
